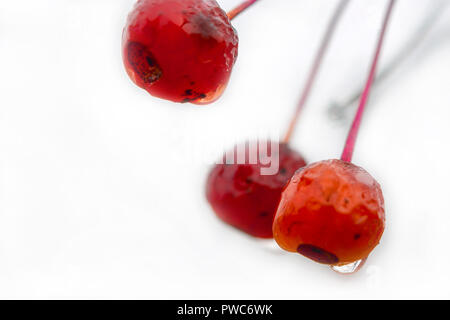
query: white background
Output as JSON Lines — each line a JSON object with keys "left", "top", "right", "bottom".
{"left": 1, "top": 0, "right": 450, "bottom": 299}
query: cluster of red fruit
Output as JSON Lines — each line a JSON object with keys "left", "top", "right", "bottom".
{"left": 122, "top": 0, "right": 396, "bottom": 273}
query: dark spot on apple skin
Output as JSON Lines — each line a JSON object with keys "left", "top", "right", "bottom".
{"left": 297, "top": 244, "right": 339, "bottom": 264}
{"left": 192, "top": 13, "right": 218, "bottom": 38}
{"left": 354, "top": 234, "right": 361, "bottom": 240}
{"left": 127, "top": 42, "right": 162, "bottom": 84}
{"left": 181, "top": 93, "right": 207, "bottom": 103}
{"left": 146, "top": 56, "right": 155, "bottom": 67}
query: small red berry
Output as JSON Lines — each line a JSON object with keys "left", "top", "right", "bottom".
{"left": 122, "top": 0, "right": 239, "bottom": 104}
{"left": 206, "top": 142, "right": 307, "bottom": 238}
{"left": 273, "top": 159, "right": 385, "bottom": 265}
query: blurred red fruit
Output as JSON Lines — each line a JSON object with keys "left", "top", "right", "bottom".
{"left": 206, "top": 142, "right": 307, "bottom": 238}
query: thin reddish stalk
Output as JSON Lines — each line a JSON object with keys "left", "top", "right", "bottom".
{"left": 329, "top": 0, "right": 445, "bottom": 122}
{"left": 283, "top": 0, "right": 350, "bottom": 143}
{"left": 341, "top": 0, "right": 396, "bottom": 162}
{"left": 227, "top": 0, "right": 261, "bottom": 20}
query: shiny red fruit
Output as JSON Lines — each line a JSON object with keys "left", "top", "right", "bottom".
{"left": 206, "top": 142, "right": 307, "bottom": 238}
{"left": 122, "top": 0, "right": 238, "bottom": 104}
{"left": 273, "top": 159, "right": 385, "bottom": 265}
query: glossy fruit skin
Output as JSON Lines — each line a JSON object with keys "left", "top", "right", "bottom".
{"left": 273, "top": 159, "right": 385, "bottom": 265}
{"left": 206, "top": 142, "right": 307, "bottom": 238}
{"left": 122, "top": 0, "right": 238, "bottom": 104}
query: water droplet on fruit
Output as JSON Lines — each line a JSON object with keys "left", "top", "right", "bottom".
{"left": 331, "top": 259, "right": 366, "bottom": 274}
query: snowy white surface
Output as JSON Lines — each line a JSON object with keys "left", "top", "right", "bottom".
{"left": 1, "top": 0, "right": 450, "bottom": 299}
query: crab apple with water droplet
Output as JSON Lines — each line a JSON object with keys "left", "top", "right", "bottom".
{"left": 273, "top": 159, "right": 385, "bottom": 265}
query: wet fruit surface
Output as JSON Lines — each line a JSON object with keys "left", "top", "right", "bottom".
{"left": 273, "top": 159, "right": 385, "bottom": 265}
{"left": 206, "top": 142, "right": 307, "bottom": 238}
{"left": 122, "top": 0, "right": 238, "bottom": 104}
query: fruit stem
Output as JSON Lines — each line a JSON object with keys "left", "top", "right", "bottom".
{"left": 283, "top": 0, "right": 350, "bottom": 144}
{"left": 340, "top": 0, "right": 396, "bottom": 162}
{"left": 227, "top": 0, "right": 261, "bottom": 20}
{"left": 330, "top": 0, "right": 446, "bottom": 123}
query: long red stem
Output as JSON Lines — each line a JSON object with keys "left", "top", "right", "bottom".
{"left": 227, "top": 0, "right": 261, "bottom": 20}
{"left": 341, "top": 0, "right": 396, "bottom": 162}
{"left": 283, "top": 0, "right": 350, "bottom": 143}
{"left": 330, "top": 0, "right": 446, "bottom": 122}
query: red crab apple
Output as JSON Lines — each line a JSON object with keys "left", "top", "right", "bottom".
{"left": 273, "top": 159, "right": 385, "bottom": 265}
{"left": 206, "top": 142, "right": 306, "bottom": 238}
{"left": 273, "top": 0, "right": 395, "bottom": 271}
{"left": 122, "top": 0, "right": 238, "bottom": 104}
